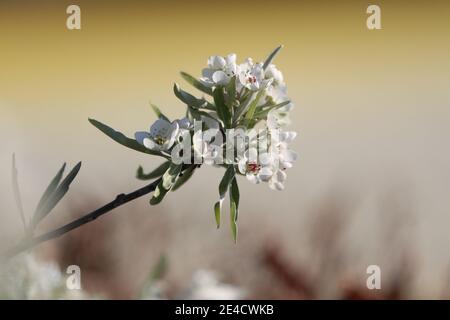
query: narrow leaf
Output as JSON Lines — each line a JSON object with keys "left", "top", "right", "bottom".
{"left": 213, "top": 86, "right": 231, "bottom": 128}
{"left": 219, "top": 165, "right": 235, "bottom": 199}
{"left": 150, "top": 183, "right": 170, "bottom": 206}
{"left": 89, "top": 119, "right": 167, "bottom": 159}
{"left": 150, "top": 163, "right": 182, "bottom": 205}
{"left": 230, "top": 197, "right": 238, "bottom": 243}
{"left": 225, "top": 76, "right": 237, "bottom": 110}
{"left": 229, "top": 177, "right": 239, "bottom": 243}
{"left": 32, "top": 162, "right": 82, "bottom": 227}
{"left": 214, "top": 201, "right": 221, "bottom": 229}
{"left": 213, "top": 166, "right": 235, "bottom": 230}
{"left": 188, "top": 106, "right": 217, "bottom": 122}
{"left": 172, "top": 165, "right": 196, "bottom": 191}
{"left": 180, "top": 71, "right": 213, "bottom": 96}
{"left": 11, "top": 154, "right": 27, "bottom": 232}
{"left": 230, "top": 177, "right": 240, "bottom": 221}
{"left": 136, "top": 161, "right": 171, "bottom": 180}
{"left": 263, "top": 45, "right": 283, "bottom": 70}
{"left": 173, "top": 83, "right": 214, "bottom": 110}
{"left": 149, "top": 255, "right": 168, "bottom": 281}
{"left": 254, "top": 100, "right": 291, "bottom": 119}
{"left": 233, "top": 91, "right": 254, "bottom": 123}
{"left": 33, "top": 163, "right": 66, "bottom": 222}
{"left": 150, "top": 103, "right": 170, "bottom": 122}
{"left": 244, "top": 89, "right": 265, "bottom": 121}
{"left": 162, "top": 163, "right": 183, "bottom": 190}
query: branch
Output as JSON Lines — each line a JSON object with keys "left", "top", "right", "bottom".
{"left": 2, "top": 177, "right": 162, "bottom": 260}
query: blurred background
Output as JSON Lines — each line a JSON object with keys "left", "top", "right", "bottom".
{"left": 1, "top": 0, "right": 450, "bottom": 299}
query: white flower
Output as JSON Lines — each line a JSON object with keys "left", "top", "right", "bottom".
{"left": 201, "top": 54, "right": 237, "bottom": 87}
{"left": 237, "top": 148, "right": 273, "bottom": 184}
{"left": 269, "top": 169, "right": 287, "bottom": 191}
{"left": 267, "top": 106, "right": 293, "bottom": 130}
{"left": 135, "top": 119, "right": 179, "bottom": 151}
{"left": 193, "top": 116, "right": 223, "bottom": 165}
{"left": 177, "top": 117, "right": 192, "bottom": 130}
{"left": 271, "top": 129, "right": 298, "bottom": 168}
{"left": 265, "top": 85, "right": 290, "bottom": 105}
{"left": 278, "top": 143, "right": 297, "bottom": 169}
{"left": 237, "top": 58, "right": 272, "bottom": 91}
{"left": 260, "top": 63, "right": 292, "bottom": 111}
{"left": 0, "top": 254, "right": 91, "bottom": 299}
{"left": 265, "top": 64, "right": 285, "bottom": 86}
{"left": 179, "top": 270, "right": 245, "bottom": 300}
{"left": 265, "top": 129, "right": 298, "bottom": 190}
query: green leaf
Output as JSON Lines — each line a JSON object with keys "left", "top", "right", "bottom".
{"left": 172, "top": 165, "right": 196, "bottom": 191}
{"left": 188, "top": 106, "right": 217, "bottom": 122}
{"left": 233, "top": 91, "right": 254, "bottom": 124}
{"left": 180, "top": 71, "right": 213, "bottom": 96}
{"left": 150, "top": 103, "right": 170, "bottom": 122}
{"left": 230, "top": 177, "right": 240, "bottom": 221}
{"left": 244, "top": 89, "right": 265, "bottom": 121}
{"left": 136, "top": 161, "right": 171, "bottom": 180}
{"left": 31, "top": 162, "right": 82, "bottom": 228}
{"left": 219, "top": 165, "right": 235, "bottom": 198}
{"left": 162, "top": 163, "right": 183, "bottom": 190}
{"left": 213, "top": 86, "right": 232, "bottom": 128}
{"left": 89, "top": 119, "right": 168, "bottom": 159}
{"left": 214, "top": 165, "right": 235, "bottom": 229}
{"left": 149, "top": 255, "right": 168, "bottom": 281}
{"left": 263, "top": 45, "right": 283, "bottom": 70}
{"left": 150, "top": 163, "right": 182, "bottom": 205}
{"left": 225, "top": 76, "right": 237, "bottom": 110}
{"left": 230, "top": 197, "right": 238, "bottom": 243}
{"left": 140, "top": 254, "right": 169, "bottom": 297}
{"left": 33, "top": 163, "right": 66, "bottom": 222}
{"left": 173, "top": 83, "right": 214, "bottom": 110}
{"left": 214, "top": 201, "right": 221, "bottom": 228}
{"left": 253, "top": 100, "right": 291, "bottom": 119}
{"left": 11, "top": 154, "right": 27, "bottom": 232}
{"left": 150, "top": 183, "right": 169, "bottom": 206}
{"left": 229, "top": 177, "right": 239, "bottom": 243}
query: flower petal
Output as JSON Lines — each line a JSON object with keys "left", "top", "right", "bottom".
{"left": 269, "top": 180, "right": 285, "bottom": 191}
{"left": 246, "top": 173, "right": 259, "bottom": 184}
{"left": 202, "top": 68, "right": 214, "bottom": 78}
{"left": 212, "top": 70, "right": 229, "bottom": 85}
{"left": 135, "top": 131, "right": 151, "bottom": 145}
{"left": 238, "top": 158, "right": 247, "bottom": 174}
{"left": 259, "top": 167, "right": 273, "bottom": 181}
{"left": 273, "top": 169, "right": 287, "bottom": 183}
{"left": 211, "top": 56, "right": 226, "bottom": 69}
{"left": 259, "top": 153, "right": 273, "bottom": 166}
{"left": 226, "top": 53, "right": 237, "bottom": 64}
{"left": 177, "top": 117, "right": 191, "bottom": 129}
{"left": 280, "top": 131, "right": 297, "bottom": 143}
{"left": 150, "top": 119, "right": 171, "bottom": 138}
{"left": 143, "top": 138, "right": 161, "bottom": 151}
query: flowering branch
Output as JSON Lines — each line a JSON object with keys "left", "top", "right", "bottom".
{"left": 3, "top": 45, "right": 298, "bottom": 258}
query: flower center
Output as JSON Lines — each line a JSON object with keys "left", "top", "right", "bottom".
{"left": 246, "top": 163, "right": 260, "bottom": 174}
{"left": 247, "top": 76, "right": 257, "bottom": 84}
{"left": 153, "top": 135, "right": 166, "bottom": 145}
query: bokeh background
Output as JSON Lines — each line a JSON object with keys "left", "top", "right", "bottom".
{"left": 1, "top": 0, "right": 450, "bottom": 299}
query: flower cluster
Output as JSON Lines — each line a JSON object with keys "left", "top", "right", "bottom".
{"left": 90, "top": 46, "right": 297, "bottom": 241}
{"left": 0, "top": 254, "right": 90, "bottom": 299}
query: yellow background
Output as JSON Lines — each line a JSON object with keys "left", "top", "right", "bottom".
{"left": 1, "top": 0, "right": 450, "bottom": 297}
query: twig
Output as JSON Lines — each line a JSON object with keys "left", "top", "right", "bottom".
{"left": 2, "top": 177, "right": 162, "bottom": 260}
{"left": 11, "top": 154, "right": 27, "bottom": 233}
